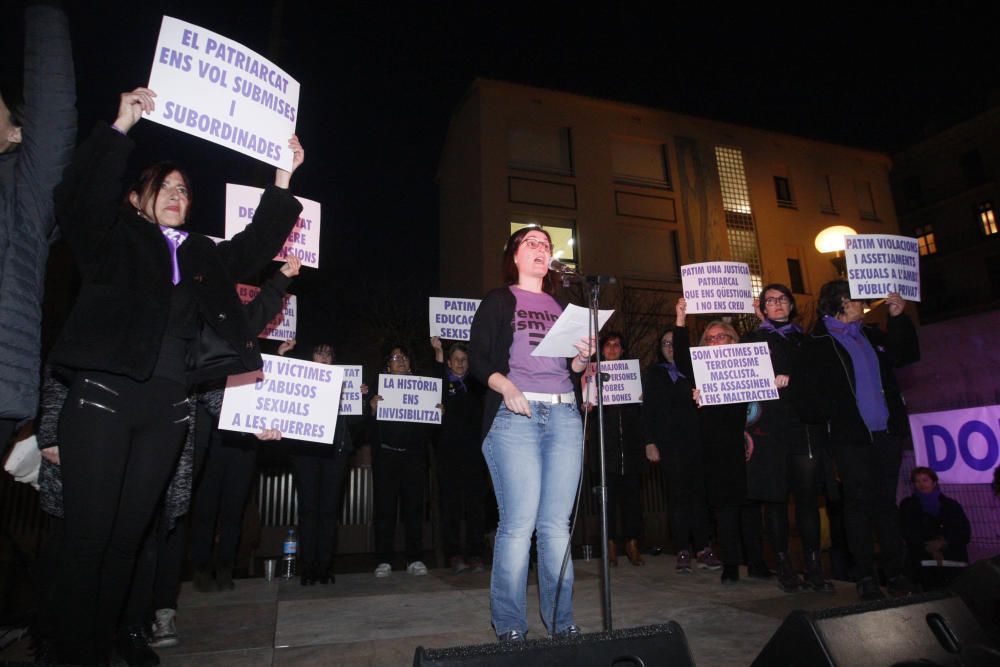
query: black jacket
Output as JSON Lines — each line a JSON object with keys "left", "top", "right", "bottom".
{"left": 899, "top": 493, "right": 971, "bottom": 565}
{"left": 588, "top": 402, "right": 644, "bottom": 477}
{"left": 0, "top": 3, "right": 76, "bottom": 424}
{"left": 434, "top": 360, "right": 484, "bottom": 462}
{"left": 49, "top": 123, "right": 302, "bottom": 384}
{"left": 792, "top": 313, "right": 919, "bottom": 448}
{"left": 468, "top": 285, "right": 580, "bottom": 441}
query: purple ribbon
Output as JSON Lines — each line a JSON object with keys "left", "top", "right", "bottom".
{"left": 160, "top": 227, "right": 189, "bottom": 285}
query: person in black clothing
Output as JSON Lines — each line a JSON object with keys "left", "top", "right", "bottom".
{"left": 674, "top": 298, "right": 767, "bottom": 585}
{"left": 43, "top": 87, "right": 304, "bottom": 664}
{"left": 584, "top": 332, "right": 646, "bottom": 566}
{"left": 285, "top": 342, "right": 356, "bottom": 585}
{"left": 900, "top": 466, "right": 971, "bottom": 591}
{"left": 642, "top": 326, "right": 720, "bottom": 574}
{"left": 432, "top": 336, "right": 488, "bottom": 573}
{"left": 743, "top": 283, "right": 835, "bottom": 593}
{"left": 368, "top": 344, "right": 437, "bottom": 577}
{"left": 792, "top": 281, "right": 920, "bottom": 601}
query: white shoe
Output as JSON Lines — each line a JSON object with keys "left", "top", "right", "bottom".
{"left": 374, "top": 562, "right": 392, "bottom": 578}
{"left": 148, "top": 608, "right": 179, "bottom": 648}
{"left": 406, "top": 560, "right": 428, "bottom": 576}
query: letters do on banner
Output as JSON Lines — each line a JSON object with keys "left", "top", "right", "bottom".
{"left": 689, "top": 342, "right": 779, "bottom": 407}
{"left": 910, "top": 405, "right": 1000, "bottom": 484}
{"left": 376, "top": 373, "right": 442, "bottom": 425}
{"left": 225, "top": 183, "right": 321, "bottom": 268}
{"left": 235, "top": 283, "right": 296, "bottom": 341}
{"left": 429, "top": 297, "right": 481, "bottom": 341}
{"left": 844, "top": 234, "right": 921, "bottom": 302}
{"left": 680, "top": 262, "right": 755, "bottom": 315}
{"left": 219, "top": 354, "right": 344, "bottom": 444}
{"left": 146, "top": 16, "right": 300, "bottom": 170}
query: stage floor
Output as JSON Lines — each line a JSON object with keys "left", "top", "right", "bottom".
{"left": 138, "top": 555, "right": 858, "bottom": 666}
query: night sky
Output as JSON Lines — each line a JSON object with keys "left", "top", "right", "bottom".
{"left": 19, "top": 2, "right": 1000, "bottom": 362}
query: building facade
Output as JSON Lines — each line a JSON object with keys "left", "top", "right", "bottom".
{"left": 438, "top": 78, "right": 900, "bottom": 353}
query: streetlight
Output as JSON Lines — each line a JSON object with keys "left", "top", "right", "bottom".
{"left": 814, "top": 225, "right": 857, "bottom": 278}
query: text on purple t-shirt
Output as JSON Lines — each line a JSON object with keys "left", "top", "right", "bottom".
{"left": 506, "top": 286, "right": 574, "bottom": 394}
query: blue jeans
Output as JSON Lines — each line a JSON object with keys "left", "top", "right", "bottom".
{"left": 482, "top": 401, "right": 583, "bottom": 636}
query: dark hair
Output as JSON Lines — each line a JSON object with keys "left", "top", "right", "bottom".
{"left": 501, "top": 226, "right": 556, "bottom": 295}
{"left": 600, "top": 331, "right": 626, "bottom": 356}
{"left": 759, "top": 283, "right": 798, "bottom": 321}
{"left": 910, "top": 466, "right": 938, "bottom": 485}
{"left": 0, "top": 82, "right": 24, "bottom": 129}
{"left": 312, "top": 343, "right": 334, "bottom": 362}
{"left": 383, "top": 343, "right": 411, "bottom": 370}
{"left": 817, "top": 280, "right": 853, "bottom": 318}
{"left": 126, "top": 161, "right": 193, "bottom": 224}
{"left": 655, "top": 326, "right": 675, "bottom": 364}
{"left": 447, "top": 342, "right": 468, "bottom": 360}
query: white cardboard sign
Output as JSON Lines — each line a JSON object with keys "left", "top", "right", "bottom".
{"left": 376, "top": 374, "right": 442, "bottom": 424}
{"left": 583, "top": 359, "right": 642, "bottom": 405}
{"left": 845, "top": 234, "right": 921, "bottom": 302}
{"left": 689, "top": 342, "right": 779, "bottom": 406}
{"left": 429, "top": 297, "right": 481, "bottom": 341}
{"left": 146, "top": 16, "right": 300, "bottom": 170}
{"left": 335, "top": 365, "right": 364, "bottom": 417}
{"left": 680, "top": 262, "right": 755, "bottom": 314}
{"left": 219, "top": 354, "right": 344, "bottom": 444}
{"left": 225, "top": 183, "right": 321, "bottom": 268}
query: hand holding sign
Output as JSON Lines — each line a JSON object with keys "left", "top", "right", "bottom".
{"left": 113, "top": 87, "right": 157, "bottom": 133}
{"left": 274, "top": 134, "right": 304, "bottom": 189}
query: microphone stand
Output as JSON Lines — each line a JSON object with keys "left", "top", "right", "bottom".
{"left": 559, "top": 268, "right": 614, "bottom": 632}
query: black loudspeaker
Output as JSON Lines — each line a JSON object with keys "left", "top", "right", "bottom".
{"left": 413, "top": 622, "right": 694, "bottom": 667}
{"left": 751, "top": 591, "right": 1000, "bottom": 666}
{"left": 949, "top": 556, "right": 1000, "bottom": 645}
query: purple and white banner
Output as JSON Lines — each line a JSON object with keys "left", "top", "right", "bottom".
{"left": 910, "top": 405, "right": 1000, "bottom": 483}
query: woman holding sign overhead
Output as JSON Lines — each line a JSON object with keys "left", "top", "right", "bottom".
{"left": 469, "top": 226, "right": 594, "bottom": 642}
{"left": 792, "top": 281, "right": 919, "bottom": 601}
{"left": 673, "top": 298, "right": 767, "bottom": 585}
{"left": 43, "top": 87, "right": 304, "bottom": 664}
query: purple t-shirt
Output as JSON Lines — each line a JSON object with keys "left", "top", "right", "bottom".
{"left": 506, "top": 286, "right": 574, "bottom": 394}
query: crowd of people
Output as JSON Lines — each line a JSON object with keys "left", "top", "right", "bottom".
{"left": 2, "top": 3, "right": 977, "bottom": 664}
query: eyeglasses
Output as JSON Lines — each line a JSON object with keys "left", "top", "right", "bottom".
{"left": 704, "top": 333, "right": 733, "bottom": 343}
{"left": 520, "top": 238, "right": 552, "bottom": 253}
{"left": 389, "top": 354, "right": 409, "bottom": 361}
{"left": 763, "top": 296, "right": 790, "bottom": 306}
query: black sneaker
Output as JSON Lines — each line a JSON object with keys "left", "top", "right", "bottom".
{"left": 116, "top": 625, "right": 160, "bottom": 667}
{"left": 803, "top": 551, "right": 834, "bottom": 592}
{"left": 721, "top": 564, "right": 740, "bottom": 585}
{"left": 554, "top": 624, "right": 582, "bottom": 639}
{"left": 775, "top": 552, "right": 806, "bottom": 593}
{"left": 497, "top": 629, "right": 526, "bottom": 642}
{"left": 856, "top": 576, "right": 886, "bottom": 601}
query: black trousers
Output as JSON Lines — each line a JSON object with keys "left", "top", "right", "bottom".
{"left": 437, "top": 453, "right": 488, "bottom": 559}
{"left": 373, "top": 445, "right": 426, "bottom": 564}
{"left": 762, "top": 453, "right": 825, "bottom": 557}
{"left": 717, "top": 504, "right": 764, "bottom": 567}
{"left": 123, "top": 512, "right": 186, "bottom": 626}
{"left": 47, "top": 372, "right": 189, "bottom": 658}
{"left": 189, "top": 417, "right": 257, "bottom": 567}
{"left": 290, "top": 444, "right": 351, "bottom": 566}
{"left": 603, "top": 471, "right": 642, "bottom": 543}
{"left": 661, "top": 458, "right": 711, "bottom": 553}
{"left": 832, "top": 432, "right": 904, "bottom": 580}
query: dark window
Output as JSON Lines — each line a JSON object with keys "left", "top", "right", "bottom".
{"left": 961, "top": 150, "right": 986, "bottom": 188}
{"left": 902, "top": 175, "right": 923, "bottom": 206}
{"left": 786, "top": 258, "right": 806, "bottom": 294}
{"left": 774, "top": 176, "right": 794, "bottom": 208}
{"left": 818, "top": 174, "right": 836, "bottom": 214}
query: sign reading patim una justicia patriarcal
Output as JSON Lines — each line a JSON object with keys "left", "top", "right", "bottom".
{"left": 680, "top": 262, "right": 756, "bottom": 314}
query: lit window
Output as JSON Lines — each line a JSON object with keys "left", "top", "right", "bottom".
{"left": 773, "top": 176, "right": 794, "bottom": 208}
{"left": 510, "top": 218, "right": 577, "bottom": 268}
{"left": 979, "top": 202, "right": 998, "bottom": 236}
{"left": 914, "top": 225, "right": 936, "bottom": 256}
{"left": 714, "top": 146, "right": 763, "bottom": 293}
{"left": 507, "top": 126, "right": 573, "bottom": 175}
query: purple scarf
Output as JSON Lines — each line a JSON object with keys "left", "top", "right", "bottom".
{"left": 759, "top": 319, "right": 802, "bottom": 338}
{"left": 447, "top": 368, "right": 468, "bottom": 394}
{"left": 824, "top": 316, "right": 888, "bottom": 432}
{"left": 160, "top": 226, "right": 188, "bottom": 285}
{"left": 916, "top": 487, "right": 942, "bottom": 516}
{"left": 659, "top": 362, "right": 685, "bottom": 383}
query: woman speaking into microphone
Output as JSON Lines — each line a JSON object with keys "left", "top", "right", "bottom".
{"left": 469, "top": 226, "right": 593, "bottom": 642}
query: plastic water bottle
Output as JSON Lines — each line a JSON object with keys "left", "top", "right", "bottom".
{"left": 281, "top": 528, "right": 297, "bottom": 579}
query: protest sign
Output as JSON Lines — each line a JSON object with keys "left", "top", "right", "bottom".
{"left": 910, "top": 406, "right": 1000, "bottom": 484}
{"left": 146, "top": 16, "right": 300, "bottom": 170}
{"left": 583, "top": 359, "right": 642, "bottom": 406}
{"left": 689, "top": 342, "right": 778, "bottom": 406}
{"left": 376, "top": 374, "right": 442, "bottom": 425}
{"left": 219, "top": 354, "right": 344, "bottom": 444}
{"left": 235, "top": 283, "right": 296, "bottom": 341}
{"left": 680, "top": 262, "right": 755, "bottom": 314}
{"left": 335, "top": 365, "right": 364, "bottom": 417}
{"left": 845, "top": 234, "right": 921, "bottom": 301}
{"left": 225, "top": 184, "right": 321, "bottom": 268}
{"left": 429, "top": 297, "right": 481, "bottom": 341}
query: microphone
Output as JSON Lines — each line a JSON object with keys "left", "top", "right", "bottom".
{"left": 548, "top": 257, "right": 578, "bottom": 275}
